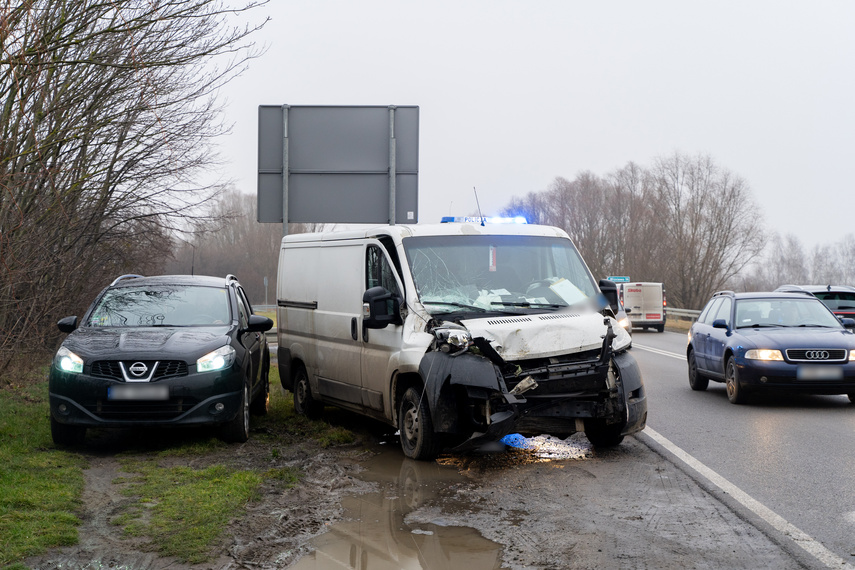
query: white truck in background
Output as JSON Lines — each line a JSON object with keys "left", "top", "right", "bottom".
{"left": 619, "top": 282, "right": 666, "bottom": 332}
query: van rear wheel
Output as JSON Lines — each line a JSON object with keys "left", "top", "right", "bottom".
{"left": 293, "top": 365, "right": 322, "bottom": 419}
{"left": 398, "top": 386, "right": 439, "bottom": 460}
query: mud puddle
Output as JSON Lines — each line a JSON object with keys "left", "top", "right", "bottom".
{"left": 291, "top": 433, "right": 596, "bottom": 570}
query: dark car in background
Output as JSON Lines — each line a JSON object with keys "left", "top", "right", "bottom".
{"left": 49, "top": 274, "right": 273, "bottom": 445}
{"left": 687, "top": 290, "right": 855, "bottom": 404}
{"left": 776, "top": 284, "right": 855, "bottom": 321}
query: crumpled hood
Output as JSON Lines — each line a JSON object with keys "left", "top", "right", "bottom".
{"left": 63, "top": 326, "right": 232, "bottom": 361}
{"left": 459, "top": 311, "right": 630, "bottom": 360}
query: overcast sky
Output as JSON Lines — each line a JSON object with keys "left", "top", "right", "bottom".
{"left": 216, "top": 0, "right": 854, "bottom": 249}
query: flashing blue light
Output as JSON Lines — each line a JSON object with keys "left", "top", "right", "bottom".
{"left": 440, "top": 216, "right": 528, "bottom": 224}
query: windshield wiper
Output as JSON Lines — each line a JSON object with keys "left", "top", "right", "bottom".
{"left": 491, "top": 301, "right": 566, "bottom": 309}
{"left": 421, "top": 301, "right": 487, "bottom": 312}
{"left": 797, "top": 324, "right": 835, "bottom": 328}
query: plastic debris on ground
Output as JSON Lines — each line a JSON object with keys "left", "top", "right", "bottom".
{"left": 501, "top": 433, "right": 592, "bottom": 460}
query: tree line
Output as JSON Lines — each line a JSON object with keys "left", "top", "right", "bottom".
{"left": 0, "top": 0, "right": 266, "bottom": 369}
{"left": 500, "top": 152, "right": 855, "bottom": 310}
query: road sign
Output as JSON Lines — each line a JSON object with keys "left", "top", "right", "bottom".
{"left": 607, "top": 276, "right": 630, "bottom": 282}
{"left": 257, "top": 105, "right": 419, "bottom": 232}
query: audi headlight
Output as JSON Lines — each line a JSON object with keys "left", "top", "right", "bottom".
{"left": 745, "top": 349, "right": 783, "bottom": 361}
{"left": 55, "top": 347, "right": 83, "bottom": 374}
{"left": 850, "top": 349, "right": 855, "bottom": 362}
{"left": 197, "top": 345, "right": 236, "bottom": 372}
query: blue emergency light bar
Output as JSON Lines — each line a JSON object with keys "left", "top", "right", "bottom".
{"left": 440, "top": 216, "right": 528, "bottom": 224}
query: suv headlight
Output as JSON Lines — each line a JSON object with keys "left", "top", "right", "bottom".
{"left": 55, "top": 347, "right": 84, "bottom": 374}
{"left": 197, "top": 345, "right": 236, "bottom": 372}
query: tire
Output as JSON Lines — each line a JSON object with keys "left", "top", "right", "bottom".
{"left": 655, "top": 324, "right": 665, "bottom": 333}
{"left": 398, "top": 385, "right": 440, "bottom": 460}
{"left": 725, "top": 356, "right": 748, "bottom": 404}
{"left": 848, "top": 393, "right": 855, "bottom": 404}
{"left": 50, "top": 416, "right": 86, "bottom": 446}
{"left": 250, "top": 352, "right": 270, "bottom": 416}
{"left": 293, "top": 365, "right": 322, "bottom": 420}
{"left": 584, "top": 419, "right": 624, "bottom": 448}
{"left": 687, "top": 350, "right": 709, "bottom": 391}
{"left": 220, "top": 380, "right": 250, "bottom": 443}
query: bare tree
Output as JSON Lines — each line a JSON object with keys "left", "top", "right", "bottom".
{"left": 0, "top": 1, "right": 267, "bottom": 364}
{"left": 167, "top": 190, "right": 326, "bottom": 306}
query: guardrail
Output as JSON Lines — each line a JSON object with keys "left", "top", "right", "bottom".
{"left": 668, "top": 308, "right": 702, "bottom": 323}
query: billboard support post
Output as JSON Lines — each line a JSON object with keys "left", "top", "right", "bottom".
{"left": 388, "top": 106, "right": 396, "bottom": 225}
{"left": 282, "top": 104, "right": 290, "bottom": 237}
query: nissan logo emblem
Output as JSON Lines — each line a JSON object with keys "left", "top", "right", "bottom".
{"left": 129, "top": 362, "right": 148, "bottom": 376}
{"left": 805, "top": 351, "right": 830, "bottom": 360}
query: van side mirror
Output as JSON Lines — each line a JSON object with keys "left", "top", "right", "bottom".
{"left": 362, "top": 286, "right": 403, "bottom": 329}
{"left": 598, "top": 279, "right": 619, "bottom": 312}
{"left": 57, "top": 316, "right": 78, "bottom": 333}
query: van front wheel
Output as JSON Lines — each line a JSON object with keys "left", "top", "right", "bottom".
{"left": 398, "top": 386, "right": 439, "bottom": 460}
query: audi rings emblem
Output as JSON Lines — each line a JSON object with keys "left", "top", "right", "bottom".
{"left": 129, "top": 362, "right": 149, "bottom": 376}
{"left": 805, "top": 351, "right": 830, "bottom": 360}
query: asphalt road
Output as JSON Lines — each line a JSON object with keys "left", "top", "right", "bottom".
{"left": 631, "top": 329, "right": 855, "bottom": 569}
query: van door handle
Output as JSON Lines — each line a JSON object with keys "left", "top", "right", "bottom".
{"left": 351, "top": 317, "right": 358, "bottom": 341}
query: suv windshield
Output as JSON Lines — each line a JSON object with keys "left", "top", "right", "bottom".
{"left": 403, "top": 234, "right": 598, "bottom": 315}
{"left": 88, "top": 285, "right": 230, "bottom": 327}
{"left": 735, "top": 297, "right": 842, "bottom": 329}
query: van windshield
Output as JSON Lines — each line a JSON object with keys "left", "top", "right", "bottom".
{"left": 403, "top": 234, "right": 599, "bottom": 315}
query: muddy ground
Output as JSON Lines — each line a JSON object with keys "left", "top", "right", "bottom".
{"left": 23, "top": 411, "right": 810, "bottom": 570}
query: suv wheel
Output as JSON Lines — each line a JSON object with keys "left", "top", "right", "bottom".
{"left": 50, "top": 416, "right": 86, "bottom": 446}
{"left": 220, "top": 380, "right": 250, "bottom": 443}
{"left": 250, "top": 353, "right": 270, "bottom": 416}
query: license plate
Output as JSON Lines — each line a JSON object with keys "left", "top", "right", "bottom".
{"left": 108, "top": 384, "right": 169, "bottom": 401}
{"left": 797, "top": 365, "right": 844, "bottom": 380}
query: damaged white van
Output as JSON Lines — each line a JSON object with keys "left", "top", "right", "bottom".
{"left": 276, "top": 219, "right": 647, "bottom": 459}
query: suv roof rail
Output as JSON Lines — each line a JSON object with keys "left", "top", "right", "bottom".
{"left": 110, "top": 274, "right": 144, "bottom": 286}
{"left": 775, "top": 284, "right": 804, "bottom": 292}
{"left": 712, "top": 290, "right": 735, "bottom": 297}
{"left": 225, "top": 274, "right": 239, "bottom": 284}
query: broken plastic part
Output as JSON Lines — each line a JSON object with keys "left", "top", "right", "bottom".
{"left": 509, "top": 375, "right": 538, "bottom": 396}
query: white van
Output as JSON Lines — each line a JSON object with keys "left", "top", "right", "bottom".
{"left": 619, "top": 282, "right": 666, "bottom": 332}
{"left": 276, "top": 220, "right": 647, "bottom": 459}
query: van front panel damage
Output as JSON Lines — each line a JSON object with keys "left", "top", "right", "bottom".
{"left": 417, "top": 317, "right": 647, "bottom": 451}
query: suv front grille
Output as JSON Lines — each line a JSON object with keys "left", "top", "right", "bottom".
{"left": 91, "top": 360, "right": 188, "bottom": 381}
{"left": 85, "top": 397, "right": 200, "bottom": 421}
{"left": 785, "top": 349, "right": 847, "bottom": 362}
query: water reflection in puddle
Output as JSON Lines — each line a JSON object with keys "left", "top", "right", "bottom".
{"left": 291, "top": 434, "right": 593, "bottom": 569}
{"left": 291, "top": 450, "right": 503, "bottom": 569}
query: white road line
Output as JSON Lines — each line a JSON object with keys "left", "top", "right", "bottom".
{"left": 633, "top": 343, "right": 686, "bottom": 360}
{"left": 643, "top": 427, "right": 854, "bottom": 569}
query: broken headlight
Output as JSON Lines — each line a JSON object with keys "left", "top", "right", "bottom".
{"left": 433, "top": 325, "right": 473, "bottom": 353}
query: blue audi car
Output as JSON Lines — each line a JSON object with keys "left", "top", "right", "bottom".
{"left": 687, "top": 290, "right": 855, "bottom": 404}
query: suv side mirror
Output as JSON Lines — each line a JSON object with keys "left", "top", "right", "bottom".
{"left": 246, "top": 314, "right": 274, "bottom": 333}
{"left": 363, "top": 286, "right": 403, "bottom": 329}
{"left": 712, "top": 318, "right": 729, "bottom": 330}
{"left": 840, "top": 317, "right": 855, "bottom": 329}
{"left": 57, "top": 316, "right": 78, "bottom": 333}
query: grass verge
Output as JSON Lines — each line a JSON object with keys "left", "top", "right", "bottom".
{"left": 0, "top": 368, "right": 87, "bottom": 567}
{"left": 0, "top": 362, "right": 352, "bottom": 567}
